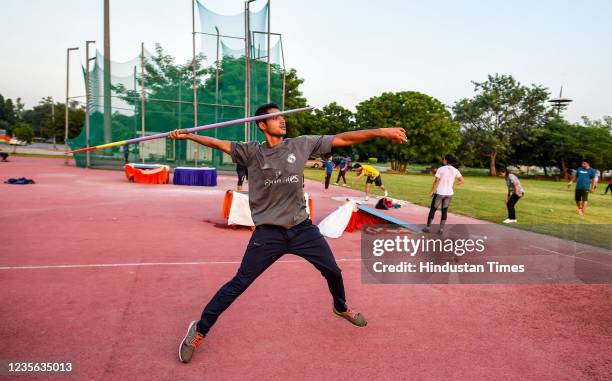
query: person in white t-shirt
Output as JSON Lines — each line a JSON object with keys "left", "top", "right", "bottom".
{"left": 422, "top": 154, "right": 464, "bottom": 234}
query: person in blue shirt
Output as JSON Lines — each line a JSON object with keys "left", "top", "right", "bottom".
{"left": 569, "top": 159, "right": 596, "bottom": 215}
{"left": 324, "top": 154, "right": 335, "bottom": 190}
{"left": 335, "top": 156, "right": 349, "bottom": 186}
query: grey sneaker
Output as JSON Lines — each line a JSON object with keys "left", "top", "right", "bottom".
{"left": 422, "top": 226, "right": 431, "bottom": 233}
{"left": 333, "top": 307, "right": 368, "bottom": 327}
{"left": 179, "top": 320, "right": 205, "bottom": 363}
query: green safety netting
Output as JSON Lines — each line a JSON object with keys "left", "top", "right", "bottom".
{"left": 69, "top": 0, "right": 284, "bottom": 169}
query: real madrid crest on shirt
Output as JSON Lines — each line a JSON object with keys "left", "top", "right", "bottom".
{"left": 287, "top": 153, "right": 296, "bottom": 164}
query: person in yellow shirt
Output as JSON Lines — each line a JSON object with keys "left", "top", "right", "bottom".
{"left": 351, "top": 163, "right": 389, "bottom": 201}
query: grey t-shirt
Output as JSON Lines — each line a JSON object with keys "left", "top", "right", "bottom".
{"left": 231, "top": 135, "right": 334, "bottom": 228}
{"left": 505, "top": 173, "right": 524, "bottom": 195}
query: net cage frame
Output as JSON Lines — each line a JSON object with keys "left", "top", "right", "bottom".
{"left": 66, "top": 0, "right": 287, "bottom": 170}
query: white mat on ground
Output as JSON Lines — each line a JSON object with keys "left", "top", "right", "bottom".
{"left": 228, "top": 191, "right": 255, "bottom": 226}
{"left": 318, "top": 200, "right": 358, "bottom": 239}
{"left": 331, "top": 196, "right": 408, "bottom": 207}
{"left": 228, "top": 192, "right": 311, "bottom": 227}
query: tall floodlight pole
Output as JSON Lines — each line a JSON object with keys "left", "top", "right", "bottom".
{"left": 140, "top": 42, "right": 146, "bottom": 164}
{"left": 51, "top": 100, "right": 56, "bottom": 150}
{"left": 279, "top": 35, "right": 286, "bottom": 110}
{"left": 85, "top": 40, "right": 96, "bottom": 168}
{"left": 212, "top": 26, "right": 221, "bottom": 167}
{"left": 103, "top": 0, "right": 111, "bottom": 143}
{"left": 133, "top": 65, "right": 137, "bottom": 135}
{"left": 244, "top": 1, "right": 249, "bottom": 142}
{"left": 178, "top": 78, "right": 182, "bottom": 129}
{"left": 215, "top": 26, "right": 220, "bottom": 123}
{"left": 245, "top": 0, "right": 256, "bottom": 142}
{"left": 192, "top": 0, "right": 198, "bottom": 128}
{"left": 65, "top": 47, "right": 79, "bottom": 166}
{"left": 266, "top": 0, "right": 271, "bottom": 103}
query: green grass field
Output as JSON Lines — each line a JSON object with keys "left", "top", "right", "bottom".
{"left": 305, "top": 169, "right": 612, "bottom": 247}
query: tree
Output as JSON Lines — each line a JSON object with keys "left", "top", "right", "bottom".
{"left": 0, "top": 94, "right": 19, "bottom": 134}
{"left": 0, "top": 94, "right": 5, "bottom": 122}
{"left": 453, "top": 74, "right": 551, "bottom": 175}
{"left": 572, "top": 121, "right": 612, "bottom": 169}
{"left": 300, "top": 102, "right": 355, "bottom": 156}
{"left": 527, "top": 117, "right": 578, "bottom": 177}
{"left": 22, "top": 97, "right": 54, "bottom": 138}
{"left": 4, "top": 98, "right": 16, "bottom": 127}
{"left": 525, "top": 116, "right": 612, "bottom": 178}
{"left": 14, "top": 98, "right": 25, "bottom": 121}
{"left": 581, "top": 115, "right": 612, "bottom": 130}
{"left": 45, "top": 101, "right": 86, "bottom": 143}
{"left": 13, "top": 122, "right": 34, "bottom": 143}
{"left": 302, "top": 102, "right": 354, "bottom": 135}
{"left": 356, "top": 91, "right": 460, "bottom": 171}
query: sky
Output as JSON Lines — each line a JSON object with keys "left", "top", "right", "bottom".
{"left": 0, "top": 0, "right": 611, "bottom": 123}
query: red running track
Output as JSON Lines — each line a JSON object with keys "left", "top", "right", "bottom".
{"left": 0, "top": 157, "right": 611, "bottom": 380}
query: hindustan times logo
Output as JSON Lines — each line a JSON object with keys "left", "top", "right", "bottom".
{"left": 372, "top": 236, "right": 487, "bottom": 257}
{"left": 361, "top": 224, "right": 612, "bottom": 284}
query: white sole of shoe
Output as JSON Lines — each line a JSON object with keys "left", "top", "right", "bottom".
{"left": 179, "top": 320, "right": 197, "bottom": 363}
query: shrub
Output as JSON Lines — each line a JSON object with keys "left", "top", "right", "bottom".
{"left": 14, "top": 123, "right": 34, "bottom": 144}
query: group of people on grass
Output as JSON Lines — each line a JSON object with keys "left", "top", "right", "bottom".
{"left": 319, "top": 154, "right": 606, "bottom": 234}
{"left": 322, "top": 155, "right": 388, "bottom": 201}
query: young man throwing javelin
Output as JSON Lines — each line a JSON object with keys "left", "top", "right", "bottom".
{"left": 351, "top": 163, "right": 389, "bottom": 201}
{"left": 170, "top": 103, "right": 407, "bottom": 364}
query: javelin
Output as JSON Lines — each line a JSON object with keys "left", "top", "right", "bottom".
{"left": 65, "top": 106, "right": 313, "bottom": 154}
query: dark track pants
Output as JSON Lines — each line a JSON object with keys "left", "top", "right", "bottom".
{"left": 507, "top": 193, "right": 521, "bottom": 220}
{"left": 325, "top": 173, "right": 332, "bottom": 189}
{"left": 196, "top": 219, "right": 348, "bottom": 335}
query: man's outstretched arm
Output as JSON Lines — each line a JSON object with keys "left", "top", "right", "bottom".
{"left": 332, "top": 128, "right": 407, "bottom": 147}
{"left": 169, "top": 130, "right": 232, "bottom": 155}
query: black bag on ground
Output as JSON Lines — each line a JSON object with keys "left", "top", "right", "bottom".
{"left": 375, "top": 198, "right": 388, "bottom": 210}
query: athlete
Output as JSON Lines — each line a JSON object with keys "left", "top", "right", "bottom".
{"left": 351, "top": 163, "right": 389, "bottom": 201}
{"left": 170, "top": 103, "right": 407, "bottom": 364}
{"left": 422, "top": 154, "right": 464, "bottom": 233}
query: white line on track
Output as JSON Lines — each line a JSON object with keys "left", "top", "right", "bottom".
{"left": 529, "top": 245, "right": 612, "bottom": 266}
{"left": 0, "top": 258, "right": 362, "bottom": 271}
